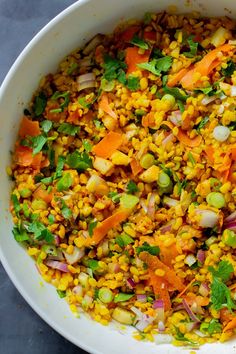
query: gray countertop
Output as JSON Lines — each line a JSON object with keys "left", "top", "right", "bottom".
{"left": 0, "top": 1, "right": 88, "bottom": 353}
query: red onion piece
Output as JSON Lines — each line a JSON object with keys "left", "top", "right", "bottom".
{"left": 62, "top": 246, "right": 85, "bottom": 265}
{"left": 147, "top": 193, "right": 156, "bottom": 219}
{"left": 77, "top": 73, "right": 96, "bottom": 91}
{"left": 159, "top": 220, "right": 174, "bottom": 234}
{"left": 72, "top": 285, "right": 83, "bottom": 296}
{"left": 45, "top": 260, "right": 69, "bottom": 272}
{"left": 195, "top": 209, "right": 219, "bottom": 228}
{"left": 135, "top": 315, "right": 155, "bottom": 332}
{"left": 182, "top": 299, "right": 200, "bottom": 322}
{"left": 140, "top": 199, "right": 148, "bottom": 214}
{"left": 197, "top": 249, "right": 205, "bottom": 264}
{"left": 153, "top": 299, "right": 164, "bottom": 309}
{"left": 127, "top": 278, "right": 136, "bottom": 289}
{"left": 137, "top": 294, "right": 147, "bottom": 303}
{"left": 162, "top": 133, "right": 174, "bottom": 146}
{"left": 169, "top": 110, "right": 182, "bottom": 126}
{"left": 201, "top": 95, "right": 217, "bottom": 105}
{"left": 54, "top": 235, "right": 60, "bottom": 246}
{"left": 225, "top": 211, "right": 236, "bottom": 224}
{"left": 224, "top": 222, "right": 236, "bottom": 232}
{"left": 83, "top": 34, "right": 105, "bottom": 55}
{"left": 199, "top": 283, "right": 209, "bottom": 297}
{"left": 158, "top": 320, "right": 165, "bottom": 332}
{"left": 185, "top": 322, "right": 198, "bottom": 332}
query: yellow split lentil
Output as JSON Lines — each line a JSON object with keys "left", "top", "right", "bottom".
{"left": 9, "top": 10, "right": 236, "bottom": 347}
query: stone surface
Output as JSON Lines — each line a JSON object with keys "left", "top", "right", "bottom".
{"left": 0, "top": 1, "right": 88, "bottom": 353}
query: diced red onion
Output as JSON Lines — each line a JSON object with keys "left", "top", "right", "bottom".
{"left": 137, "top": 294, "right": 147, "bottom": 303}
{"left": 63, "top": 246, "right": 85, "bottom": 265}
{"left": 154, "top": 300, "right": 165, "bottom": 323}
{"left": 225, "top": 211, "right": 236, "bottom": 223}
{"left": 77, "top": 73, "right": 96, "bottom": 91}
{"left": 182, "top": 299, "right": 200, "bottom": 322}
{"left": 78, "top": 56, "right": 92, "bottom": 68}
{"left": 140, "top": 199, "right": 148, "bottom": 214}
{"left": 159, "top": 220, "right": 174, "bottom": 234}
{"left": 201, "top": 95, "right": 217, "bottom": 105}
{"left": 162, "top": 133, "right": 174, "bottom": 146}
{"left": 199, "top": 283, "right": 209, "bottom": 297}
{"left": 169, "top": 110, "right": 182, "bottom": 126}
{"left": 72, "top": 285, "right": 83, "bottom": 296}
{"left": 191, "top": 302, "right": 204, "bottom": 315}
{"left": 54, "top": 235, "right": 60, "bottom": 246}
{"left": 83, "top": 34, "right": 105, "bottom": 55}
{"left": 185, "top": 254, "right": 197, "bottom": 267}
{"left": 185, "top": 322, "right": 198, "bottom": 332}
{"left": 147, "top": 193, "right": 156, "bottom": 219}
{"left": 218, "top": 104, "right": 225, "bottom": 114}
{"left": 48, "top": 249, "right": 64, "bottom": 261}
{"left": 127, "top": 278, "right": 136, "bottom": 289}
{"left": 153, "top": 299, "right": 164, "bottom": 309}
{"left": 131, "top": 306, "right": 143, "bottom": 319}
{"left": 135, "top": 315, "right": 155, "bottom": 331}
{"left": 45, "top": 260, "right": 69, "bottom": 272}
{"left": 108, "top": 263, "right": 120, "bottom": 273}
{"left": 224, "top": 222, "right": 236, "bottom": 232}
{"left": 163, "top": 196, "right": 178, "bottom": 208}
{"left": 83, "top": 294, "right": 93, "bottom": 306}
{"left": 173, "top": 303, "right": 185, "bottom": 311}
{"left": 197, "top": 249, "right": 205, "bottom": 264}
{"left": 195, "top": 209, "right": 219, "bottom": 228}
{"left": 157, "top": 320, "right": 165, "bottom": 332}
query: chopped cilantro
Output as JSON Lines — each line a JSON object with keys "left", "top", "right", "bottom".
{"left": 28, "top": 220, "right": 54, "bottom": 243}
{"left": 40, "top": 120, "right": 52, "bottom": 134}
{"left": 177, "top": 100, "right": 185, "bottom": 113}
{"left": 143, "top": 12, "right": 152, "bottom": 25}
{"left": 57, "top": 289, "right": 66, "bottom": 298}
{"left": 117, "top": 69, "right": 127, "bottom": 85}
{"left": 54, "top": 156, "right": 65, "bottom": 179}
{"left": 88, "top": 220, "right": 98, "bottom": 236}
{"left": 138, "top": 56, "right": 173, "bottom": 76}
{"left": 200, "top": 319, "right": 222, "bottom": 335}
{"left": 130, "top": 34, "right": 149, "bottom": 50}
{"left": 136, "top": 242, "right": 160, "bottom": 256}
{"left": 108, "top": 191, "right": 120, "bottom": 203}
{"left": 209, "top": 260, "right": 233, "bottom": 282}
{"left": 87, "top": 259, "right": 99, "bottom": 271}
{"left": 12, "top": 223, "right": 29, "bottom": 242}
{"left": 188, "top": 152, "right": 196, "bottom": 166}
{"left": 114, "top": 293, "right": 134, "bottom": 303}
{"left": 11, "top": 194, "right": 21, "bottom": 216}
{"left": 47, "top": 147, "right": 55, "bottom": 169}
{"left": 78, "top": 97, "right": 91, "bottom": 108}
{"left": 102, "top": 54, "right": 127, "bottom": 82}
{"left": 60, "top": 199, "right": 72, "bottom": 219}
{"left": 163, "top": 86, "right": 189, "bottom": 102}
{"left": 183, "top": 37, "right": 198, "bottom": 58}
{"left": 31, "top": 135, "right": 47, "bottom": 155}
{"left": 66, "top": 151, "right": 92, "bottom": 171}
{"left": 82, "top": 140, "right": 92, "bottom": 152}
{"left": 115, "top": 234, "right": 134, "bottom": 247}
{"left": 126, "top": 180, "right": 139, "bottom": 194}
{"left": 93, "top": 118, "right": 104, "bottom": 129}
{"left": 48, "top": 214, "right": 55, "bottom": 224}
{"left": 195, "top": 116, "right": 209, "bottom": 133}
{"left": 34, "top": 92, "right": 47, "bottom": 117}
{"left": 174, "top": 326, "right": 197, "bottom": 345}
{"left": 126, "top": 75, "right": 140, "bottom": 91}
{"left": 221, "top": 60, "right": 235, "bottom": 77}
{"left": 57, "top": 173, "right": 73, "bottom": 192}
{"left": 58, "top": 122, "right": 80, "bottom": 136}
{"left": 67, "top": 62, "right": 78, "bottom": 75}
{"left": 51, "top": 91, "right": 70, "bottom": 111}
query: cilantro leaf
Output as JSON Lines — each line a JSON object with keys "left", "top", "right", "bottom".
{"left": 54, "top": 156, "right": 65, "bottom": 179}
{"left": 126, "top": 180, "right": 139, "bottom": 194}
{"left": 108, "top": 191, "right": 120, "bottom": 203}
{"left": 163, "top": 86, "right": 189, "bottom": 102}
{"left": 183, "top": 37, "right": 198, "bottom": 58}
{"left": 87, "top": 259, "right": 99, "bottom": 271}
{"left": 117, "top": 69, "right": 127, "bottom": 85}
{"left": 207, "top": 319, "right": 222, "bottom": 335}
{"left": 93, "top": 118, "right": 104, "bottom": 129}
{"left": 57, "top": 173, "right": 73, "bottom": 192}
{"left": 34, "top": 92, "right": 47, "bottom": 117}
{"left": 78, "top": 97, "right": 91, "bottom": 108}
{"left": 209, "top": 260, "right": 234, "bottom": 282}
{"left": 114, "top": 293, "right": 134, "bottom": 303}
{"left": 221, "top": 60, "right": 235, "bottom": 77}
{"left": 195, "top": 116, "right": 209, "bottom": 133}
{"left": 174, "top": 326, "right": 197, "bottom": 345}
{"left": 136, "top": 242, "right": 160, "bottom": 256}
{"left": 143, "top": 12, "right": 152, "bottom": 25}
{"left": 210, "top": 277, "right": 236, "bottom": 311}
{"left": 103, "top": 54, "right": 127, "bottom": 82}
{"left": 88, "top": 221, "right": 98, "bottom": 236}
{"left": 51, "top": 91, "right": 70, "bottom": 111}
{"left": 66, "top": 151, "right": 92, "bottom": 171}
{"left": 58, "top": 123, "right": 80, "bottom": 136}
{"left": 28, "top": 220, "right": 54, "bottom": 243}
{"left": 115, "top": 234, "right": 134, "bottom": 247}
{"left": 82, "top": 140, "right": 92, "bottom": 152}
{"left": 57, "top": 289, "right": 66, "bottom": 298}
{"left": 60, "top": 199, "right": 72, "bottom": 219}
{"left": 138, "top": 56, "right": 173, "bottom": 76}
{"left": 130, "top": 34, "right": 149, "bottom": 50}
{"left": 67, "top": 62, "right": 78, "bottom": 75}
{"left": 126, "top": 75, "right": 140, "bottom": 91}
{"left": 12, "top": 223, "right": 29, "bottom": 242}
{"left": 40, "top": 120, "right": 52, "bottom": 134}
{"left": 11, "top": 194, "right": 21, "bottom": 216}
{"left": 31, "top": 135, "right": 47, "bottom": 155}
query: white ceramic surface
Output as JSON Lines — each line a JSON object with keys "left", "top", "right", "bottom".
{"left": 0, "top": 1, "right": 236, "bottom": 353}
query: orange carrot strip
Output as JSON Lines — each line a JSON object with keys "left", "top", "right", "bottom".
{"left": 149, "top": 271, "right": 171, "bottom": 311}
{"left": 15, "top": 145, "right": 42, "bottom": 169}
{"left": 140, "top": 252, "right": 185, "bottom": 291}
{"left": 19, "top": 116, "right": 41, "bottom": 138}
{"left": 130, "top": 158, "right": 143, "bottom": 176}
{"left": 142, "top": 111, "right": 155, "bottom": 128}
{"left": 205, "top": 146, "right": 215, "bottom": 164}
{"left": 120, "top": 25, "right": 140, "bottom": 42}
{"left": 125, "top": 47, "right": 150, "bottom": 74}
{"left": 231, "top": 148, "right": 236, "bottom": 161}
{"left": 177, "top": 279, "right": 195, "bottom": 298}
{"left": 99, "top": 94, "right": 117, "bottom": 119}
{"left": 167, "top": 68, "right": 188, "bottom": 87}
{"left": 87, "top": 210, "right": 129, "bottom": 246}
{"left": 223, "top": 317, "right": 236, "bottom": 333}
{"left": 92, "top": 131, "right": 123, "bottom": 159}
{"left": 180, "top": 67, "right": 195, "bottom": 90}
{"left": 33, "top": 186, "right": 53, "bottom": 204}
{"left": 177, "top": 129, "right": 202, "bottom": 147}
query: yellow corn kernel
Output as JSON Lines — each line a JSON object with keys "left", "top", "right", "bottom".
{"left": 66, "top": 245, "right": 74, "bottom": 254}
{"left": 140, "top": 77, "right": 148, "bottom": 90}
{"left": 81, "top": 205, "right": 92, "bottom": 217}
{"left": 27, "top": 247, "right": 40, "bottom": 256}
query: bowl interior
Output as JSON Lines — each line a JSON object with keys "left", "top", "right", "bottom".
{"left": 0, "top": 0, "right": 236, "bottom": 353}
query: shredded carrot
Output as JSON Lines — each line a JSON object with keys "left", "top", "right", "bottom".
{"left": 130, "top": 158, "right": 143, "bottom": 176}
{"left": 15, "top": 145, "right": 42, "bottom": 170}
{"left": 180, "top": 44, "right": 235, "bottom": 89}
{"left": 177, "top": 278, "right": 195, "bottom": 298}
{"left": 223, "top": 317, "right": 236, "bottom": 332}
{"left": 33, "top": 186, "right": 53, "bottom": 204}
{"left": 19, "top": 116, "right": 41, "bottom": 138}
{"left": 87, "top": 210, "right": 129, "bottom": 246}
{"left": 142, "top": 111, "right": 155, "bottom": 128}
{"left": 183, "top": 292, "right": 210, "bottom": 306}
{"left": 120, "top": 25, "right": 140, "bottom": 42}
{"left": 139, "top": 252, "right": 185, "bottom": 291}
{"left": 92, "top": 131, "right": 123, "bottom": 159}
{"left": 99, "top": 94, "right": 117, "bottom": 119}
{"left": 125, "top": 47, "right": 150, "bottom": 74}
{"left": 157, "top": 242, "right": 179, "bottom": 268}
{"left": 231, "top": 147, "right": 236, "bottom": 161}
{"left": 205, "top": 146, "right": 215, "bottom": 164}
{"left": 177, "top": 129, "right": 202, "bottom": 147}
{"left": 149, "top": 271, "right": 171, "bottom": 311}
{"left": 167, "top": 68, "right": 188, "bottom": 87}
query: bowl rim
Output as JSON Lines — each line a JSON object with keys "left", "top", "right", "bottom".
{"left": 0, "top": 1, "right": 102, "bottom": 353}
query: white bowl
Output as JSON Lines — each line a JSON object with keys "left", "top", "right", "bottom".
{"left": 0, "top": 0, "right": 235, "bottom": 353}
